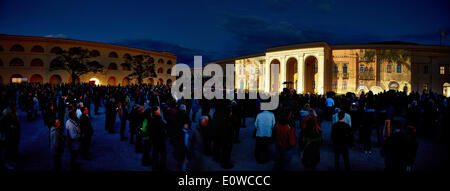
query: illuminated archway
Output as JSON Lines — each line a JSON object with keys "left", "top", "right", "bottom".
{"left": 30, "top": 74, "right": 43, "bottom": 84}
{"left": 122, "top": 77, "right": 130, "bottom": 86}
{"left": 89, "top": 78, "right": 100, "bottom": 85}
{"left": 286, "top": 57, "right": 298, "bottom": 90}
{"left": 304, "top": 56, "right": 318, "bottom": 93}
{"left": 270, "top": 59, "right": 280, "bottom": 92}
{"left": 443, "top": 82, "right": 450, "bottom": 97}
{"left": 108, "top": 77, "right": 117, "bottom": 86}
{"left": 49, "top": 75, "right": 62, "bottom": 85}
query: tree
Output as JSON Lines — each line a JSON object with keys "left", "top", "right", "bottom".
{"left": 121, "top": 55, "right": 156, "bottom": 84}
{"left": 49, "top": 47, "right": 104, "bottom": 85}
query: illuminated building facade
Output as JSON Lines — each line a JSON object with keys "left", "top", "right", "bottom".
{"left": 208, "top": 42, "right": 450, "bottom": 96}
{"left": 0, "top": 34, "right": 176, "bottom": 86}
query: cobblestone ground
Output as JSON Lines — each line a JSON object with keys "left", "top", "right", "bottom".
{"left": 14, "top": 103, "right": 448, "bottom": 172}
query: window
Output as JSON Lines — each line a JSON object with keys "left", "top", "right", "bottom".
{"left": 10, "top": 44, "right": 24, "bottom": 52}
{"left": 424, "top": 65, "right": 429, "bottom": 74}
{"left": 157, "top": 67, "right": 163, "bottom": 73}
{"left": 387, "top": 64, "right": 392, "bottom": 73}
{"left": 50, "top": 47, "right": 62, "bottom": 54}
{"left": 397, "top": 63, "right": 402, "bottom": 73}
{"left": 440, "top": 66, "right": 445, "bottom": 75}
{"left": 31, "top": 45, "right": 44, "bottom": 53}
{"left": 90, "top": 50, "right": 100, "bottom": 57}
{"left": 343, "top": 64, "right": 348, "bottom": 73}
{"left": 167, "top": 69, "right": 172, "bottom": 74}
{"left": 342, "top": 81, "right": 347, "bottom": 90}
{"left": 108, "top": 52, "right": 118, "bottom": 58}
{"left": 123, "top": 53, "right": 131, "bottom": 59}
{"left": 30, "top": 58, "right": 44, "bottom": 67}
{"left": 9, "top": 58, "right": 24, "bottom": 66}
{"left": 167, "top": 60, "right": 173, "bottom": 65}
{"left": 423, "top": 83, "right": 428, "bottom": 91}
{"left": 360, "top": 65, "right": 365, "bottom": 73}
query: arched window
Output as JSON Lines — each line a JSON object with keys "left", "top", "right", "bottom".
{"left": 30, "top": 58, "right": 44, "bottom": 67}
{"left": 108, "top": 63, "right": 118, "bottom": 70}
{"left": 10, "top": 44, "right": 24, "bottom": 52}
{"left": 148, "top": 56, "right": 154, "bottom": 63}
{"left": 158, "top": 59, "right": 164, "bottom": 64}
{"left": 50, "top": 47, "right": 62, "bottom": 54}
{"left": 360, "top": 65, "right": 365, "bottom": 73}
{"left": 167, "top": 68, "right": 172, "bottom": 74}
{"left": 123, "top": 53, "right": 131, "bottom": 59}
{"left": 343, "top": 64, "right": 348, "bottom": 73}
{"left": 387, "top": 64, "right": 392, "bottom": 73}
{"left": 167, "top": 60, "right": 173, "bottom": 65}
{"left": 158, "top": 78, "right": 164, "bottom": 85}
{"left": 158, "top": 67, "right": 163, "bottom": 73}
{"left": 90, "top": 50, "right": 100, "bottom": 57}
{"left": 108, "top": 51, "right": 118, "bottom": 58}
{"left": 166, "top": 79, "right": 172, "bottom": 85}
{"left": 9, "top": 58, "right": 24, "bottom": 66}
{"left": 31, "top": 45, "right": 44, "bottom": 53}
{"left": 396, "top": 63, "right": 402, "bottom": 73}
{"left": 50, "top": 59, "right": 63, "bottom": 68}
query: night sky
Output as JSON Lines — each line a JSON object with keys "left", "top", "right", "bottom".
{"left": 1, "top": 0, "right": 449, "bottom": 66}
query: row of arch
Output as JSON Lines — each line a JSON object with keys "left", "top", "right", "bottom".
{"left": 268, "top": 56, "right": 318, "bottom": 93}
{"left": 108, "top": 77, "right": 172, "bottom": 86}
{"left": 0, "top": 74, "right": 173, "bottom": 86}
{"left": 0, "top": 44, "right": 174, "bottom": 65}
{"left": 1, "top": 58, "right": 173, "bottom": 74}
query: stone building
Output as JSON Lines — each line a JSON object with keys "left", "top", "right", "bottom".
{"left": 207, "top": 42, "right": 450, "bottom": 97}
{"left": 0, "top": 34, "right": 176, "bottom": 86}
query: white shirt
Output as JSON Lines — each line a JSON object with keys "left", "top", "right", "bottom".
{"left": 254, "top": 111, "right": 276, "bottom": 137}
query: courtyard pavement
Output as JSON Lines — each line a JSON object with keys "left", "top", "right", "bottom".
{"left": 13, "top": 103, "right": 448, "bottom": 172}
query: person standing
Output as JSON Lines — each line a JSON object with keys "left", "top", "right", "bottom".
{"left": 141, "top": 108, "right": 153, "bottom": 166}
{"left": 105, "top": 97, "right": 117, "bottom": 134}
{"left": 66, "top": 111, "right": 81, "bottom": 170}
{"left": 331, "top": 111, "right": 353, "bottom": 171}
{"left": 254, "top": 110, "right": 275, "bottom": 164}
{"left": 219, "top": 105, "right": 234, "bottom": 169}
{"left": 273, "top": 109, "right": 296, "bottom": 171}
{"left": 150, "top": 106, "right": 167, "bottom": 170}
{"left": 118, "top": 101, "right": 129, "bottom": 141}
{"left": 80, "top": 107, "right": 93, "bottom": 160}
{"left": 299, "top": 115, "right": 323, "bottom": 170}
{"left": 380, "top": 120, "right": 408, "bottom": 172}
{"left": 49, "top": 119, "right": 65, "bottom": 171}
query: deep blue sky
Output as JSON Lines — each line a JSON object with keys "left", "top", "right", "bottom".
{"left": 1, "top": 0, "right": 449, "bottom": 65}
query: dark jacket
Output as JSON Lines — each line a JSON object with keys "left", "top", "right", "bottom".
{"left": 380, "top": 131, "right": 409, "bottom": 172}
{"left": 331, "top": 121, "right": 353, "bottom": 146}
{"left": 80, "top": 114, "right": 93, "bottom": 137}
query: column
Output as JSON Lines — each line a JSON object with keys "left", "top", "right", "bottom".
{"left": 280, "top": 57, "right": 286, "bottom": 92}
{"left": 317, "top": 53, "right": 325, "bottom": 95}
{"left": 297, "top": 53, "right": 304, "bottom": 94}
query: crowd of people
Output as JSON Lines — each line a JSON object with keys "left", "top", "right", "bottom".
{"left": 0, "top": 82, "right": 448, "bottom": 172}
